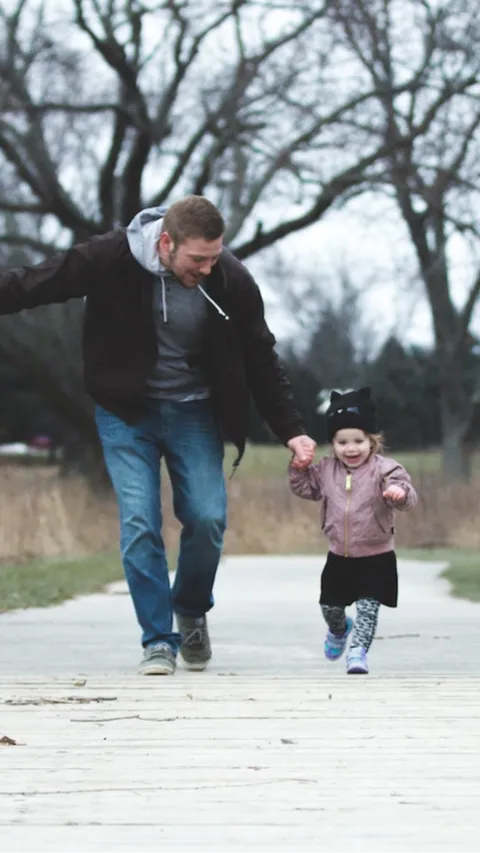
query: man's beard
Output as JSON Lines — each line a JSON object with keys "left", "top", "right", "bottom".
{"left": 167, "top": 248, "right": 177, "bottom": 270}
{"left": 167, "top": 248, "right": 187, "bottom": 285}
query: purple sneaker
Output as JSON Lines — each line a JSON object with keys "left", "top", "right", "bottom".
{"left": 324, "top": 616, "right": 353, "bottom": 661}
{"left": 347, "top": 646, "right": 369, "bottom": 674}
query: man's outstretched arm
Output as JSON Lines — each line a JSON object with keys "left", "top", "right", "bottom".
{"left": 0, "top": 232, "right": 115, "bottom": 314}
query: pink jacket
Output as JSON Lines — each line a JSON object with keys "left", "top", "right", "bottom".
{"left": 288, "top": 454, "right": 417, "bottom": 558}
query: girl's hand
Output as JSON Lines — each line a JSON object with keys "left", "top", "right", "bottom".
{"left": 291, "top": 456, "right": 312, "bottom": 471}
{"left": 288, "top": 435, "right": 316, "bottom": 470}
{"left": 383, "top": 485, "right": 406, "bottom": 502}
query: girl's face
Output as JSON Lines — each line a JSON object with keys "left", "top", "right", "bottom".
{"left": 332, "top": 428, "right": 372, "bottom": 468}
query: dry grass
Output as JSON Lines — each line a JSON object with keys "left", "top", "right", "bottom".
{"left": 1, "top": 454, "right": 480, "bottom": 564}
{"left": 0, "top": 466, "right": 119, "bottom": 562}
{"left": 226, "top": 471, "right": 480, "bottom": 553}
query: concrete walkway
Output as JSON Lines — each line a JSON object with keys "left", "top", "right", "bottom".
{"left": 1, "top": 556, "right": 480, "bottom": 852}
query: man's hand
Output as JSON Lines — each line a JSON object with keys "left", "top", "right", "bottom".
{"left": 288, "top": 435, "right": 316, "bottom": 470}
{"left": 383, "top": 485, "right": 406, "bottom": 503}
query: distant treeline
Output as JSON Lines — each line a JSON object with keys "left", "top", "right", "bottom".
{"left": 249, "top": 336, "right": 480, "bottom": 451}
{"left": 2, "top": 335, "right": 479, "bottom": 452}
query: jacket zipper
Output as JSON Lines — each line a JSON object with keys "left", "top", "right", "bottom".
{"left": 344, "top": 472, "right": 352, "bottom": 556}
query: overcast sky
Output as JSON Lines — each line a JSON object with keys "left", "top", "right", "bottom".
{"left": 249, "top": 190, "right": 480, "bottom": 353}
{"left": 3, "top": 0, "right": 479, "bottom": 357}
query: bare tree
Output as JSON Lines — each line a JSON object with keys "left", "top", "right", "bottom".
{"left": 1, "top": 0, "right": 476, "bottom": 475}
{"left": 0, "top": 0, "right": 433, "bottom": 249}
{"left": 330, "top": 0, "right": 480, "bottom": 478}
{"left": 0, "top": 0, "right": 400, "bottom": 470}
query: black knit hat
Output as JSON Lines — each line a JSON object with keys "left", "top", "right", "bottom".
{"left": 325, "top": 386, "right": 377, "bottom": 441}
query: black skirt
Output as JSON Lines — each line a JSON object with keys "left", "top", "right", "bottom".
{"left": 320, "top": 550, "right": 398, "bottom": 608}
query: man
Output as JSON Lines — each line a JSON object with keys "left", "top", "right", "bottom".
{"left": 0, "top": 196, "right": 316, "bottom": 675}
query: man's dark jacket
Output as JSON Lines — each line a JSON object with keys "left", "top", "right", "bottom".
{"left": 0, "top": 229, "right": 304, "bottom": 462}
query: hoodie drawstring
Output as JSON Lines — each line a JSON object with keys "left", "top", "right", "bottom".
{"left": 159, "top": 279, "right": 227, "bottom": 324}
{"left": 198, "top": 285, "right": 229, "bottom": 320}
{"left": 161, "top": 275, "right": 167, "bottom": 323}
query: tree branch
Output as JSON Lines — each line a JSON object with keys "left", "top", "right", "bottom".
{"left": 72, "top": 1, "right": 155, "bottom": 223}
{"left": 152, "top": 2, "right": 250, "bottom": 141}
{"left": 0, "top": 123, "right": 45, "bottom": 200}
{"left": 0, "top": 199, "right": 48, "bottom": 215}
{"left": 147, "top": 123, "right": 210, "bottom": 207}
{"left": 99, "top": 103, "right": 130, "bottom": 227}
{"left": 73, "top": 0, "right": 149, "bottom": 129}
{"left": 0, "top": 10, "right": 101, "bottom": 242}
{"left": 120, "top": 131, "right": 152, "bottom": 223}
{"left": 431, "top": 110, "right": 480, "bottom": 199}
{"left": 27, "top": 102, "right": 129, "bottom": 116}
{"left": 0, "top": 121, "right": 99, "bottom": 239}
{"left": 147, "top": 4, "right": 329, "bottom": 212}
{"left": 232, "top": 135, "right": 406, "bottom": 259}
{"left": 225, "top": 83, "right": 398, "bottom": 242}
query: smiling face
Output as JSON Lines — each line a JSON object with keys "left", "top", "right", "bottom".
{"left": 158, "top": 232, "right": 223, "bottom": 288}
{"left": 332, "top": 428, "right": 372, "bottom": 468}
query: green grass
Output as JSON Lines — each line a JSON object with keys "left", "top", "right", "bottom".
{"left": 399, "top": 547, "right": 480, "bottom": 602}
{"left": 0, "top": 553, "right": 123, "bottom": 612}
{"left": 2, "top": 546, "right": 478, "bottom": 613}
{"left": 225, "top": 444, "right": 480, "bottom": 479}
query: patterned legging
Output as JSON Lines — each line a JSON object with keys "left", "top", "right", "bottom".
{"left": 321, "top": 598, "right": 380, "bottom": 651}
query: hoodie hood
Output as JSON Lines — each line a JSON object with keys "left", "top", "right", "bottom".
{"left": 126, "top": 205, "right": 229, "bottom": 322}
{"left": 126, "top": 206, "right": 168, "bottom": 275}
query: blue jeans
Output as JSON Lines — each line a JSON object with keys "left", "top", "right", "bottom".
{"left": 95, "top": 399, "right": 227, "bottom": 653}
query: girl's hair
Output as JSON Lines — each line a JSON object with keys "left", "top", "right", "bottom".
{"left": 330, "top": 430, "right": 385, "bottom": 456}
{"left": 368, "top": 432, "right": 385, "bottom": 454}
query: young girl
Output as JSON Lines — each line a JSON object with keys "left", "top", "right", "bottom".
{"left": 288, "top": 387, "right": 417, "bottom": 674}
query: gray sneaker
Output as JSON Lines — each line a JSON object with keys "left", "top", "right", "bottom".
{"left": 139, "top": 643, "right": 176, "bottom": 676}
{"left": 176, "top": 614, "right": 212, "bottom": 671}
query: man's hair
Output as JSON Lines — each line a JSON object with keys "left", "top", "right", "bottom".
{"left": 162, "top": 196, "right": 225, "bottom": 245}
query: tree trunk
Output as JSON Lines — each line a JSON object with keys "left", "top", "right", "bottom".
{"left": 440, "top": 382, "right": 472, "bottom": 481}
{"left": 441, "top": 422, "right": 471, "bottom": 480}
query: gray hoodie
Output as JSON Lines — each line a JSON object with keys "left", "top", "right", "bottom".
{"left": 127, "top": 206, "right": 215, "bottom": 402}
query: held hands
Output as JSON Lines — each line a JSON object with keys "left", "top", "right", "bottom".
{"left": 288, "top": 435, "right": 316, "bottom": 470}
{"left": 383, "top": 484, "right": 406, "bottom": 503}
